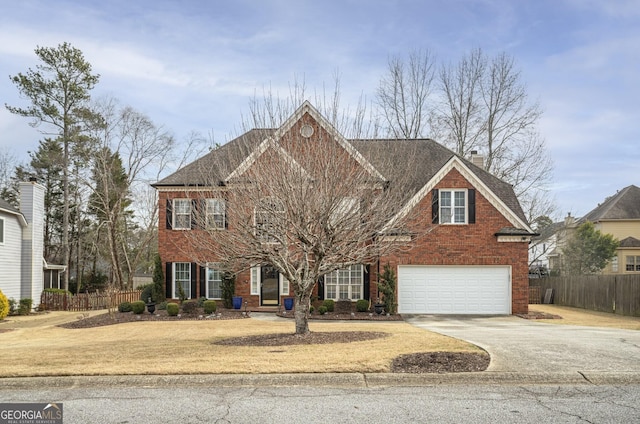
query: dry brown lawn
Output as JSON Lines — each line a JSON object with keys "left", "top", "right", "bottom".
{"left": 530, "top": 304, "right": 640, "bottom": 330}
{"left": 0, "top": 312, "right": 481, "bottom": 377}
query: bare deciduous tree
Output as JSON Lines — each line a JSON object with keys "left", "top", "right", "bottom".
{"left": 181, "top": 99, "right": 428, "bottom": 335}
{"left": 89, "top": 98, "right": 174, "bottom": 288}
{"left": 376, "top": 48, "right": 555, "bottom": 221}
{"left": 377, "top": 49, "right": 437, "bottom": 139}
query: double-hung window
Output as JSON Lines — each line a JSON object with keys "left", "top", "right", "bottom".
{"left": 626, "top": 256, "right": 640, "bottom": 272}
{"left": 324, "top": 264, "right": 363, "bottom": 301}
{"left": 206, "top": 199, "right": 226, "bottom": 230}
{"left": 173, "top": 199, "right": 191, "bottom": 230}
{"left": 173, "top": 262, "right": 191, "bottom": 298}
{"left": 439, "top": 189, "right": 467, "bottom": 224}
{"left": 206, "top": 266, "right": 223, "bottom": 299}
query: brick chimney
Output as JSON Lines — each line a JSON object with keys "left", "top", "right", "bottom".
{"left": 19, "top": 179, "right": 45, "bottom": 303}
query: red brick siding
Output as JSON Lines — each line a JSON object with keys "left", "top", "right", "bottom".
{"left": 379, "top": 168, "right": 529, "bottom": 314}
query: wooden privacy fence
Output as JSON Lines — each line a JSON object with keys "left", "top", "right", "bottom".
{"left": 530, "top": 275, "right": 640, "bottom": 317}
{"left": 40, "top": 290, "right": 143, "bottom": 312}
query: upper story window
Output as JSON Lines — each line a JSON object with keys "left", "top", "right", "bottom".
{"left": 206, "top": 199, "right": 226, "bottom": 230}
{"left": 173, "top": 199, "right": 191, "bottom": 230}
{"left": 440, "top": 190, "right": 466, "bottom": 224}
{"left": 626, "top": 256, "right": 640, "bottom": 272}
{"left": 255, "top": 198, "right": 285, "bottom": 243}
{"left": 432, "top": 188, "right": 476, "bottom": 225}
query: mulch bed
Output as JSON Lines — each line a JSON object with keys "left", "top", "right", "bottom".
{"left": 391, "top": 351, "right": 490, "bottom": 373}
{"left": 516, "top": 310, "right": 563, "bottom": 320}
{"left": 214, "top": 331, "right": 390, "bottom": 346}
{"left": 277, "top": 311, "right": 404, "bottom": 321}
{"left": 59, "top": 308, "right": 248, "bottom": 329}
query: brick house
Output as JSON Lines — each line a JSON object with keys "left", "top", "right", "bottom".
{"left": 153, "top": 102, "right": 534, "bottom": 315}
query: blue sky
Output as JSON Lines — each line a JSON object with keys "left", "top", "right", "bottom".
{"left": 1, "top": 0, "right": 638, "bottom": 218}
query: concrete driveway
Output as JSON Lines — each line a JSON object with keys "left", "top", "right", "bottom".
{"left": 405, "top": 315, "right": 640, "bottom": 376}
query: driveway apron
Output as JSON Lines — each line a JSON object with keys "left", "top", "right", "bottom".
{"left": 405, "top": 315, "right": 640, "bottom": 374}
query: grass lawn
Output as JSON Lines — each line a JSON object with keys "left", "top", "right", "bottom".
{"left": 0, "top": 313, "right": 481, "bottom": 377}
{"left": 530, "top": 304, "right": 640, "bottom": 330}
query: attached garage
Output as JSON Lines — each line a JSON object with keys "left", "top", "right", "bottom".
{"left": 398, "top": 265, "right": 511, "bottom": 314}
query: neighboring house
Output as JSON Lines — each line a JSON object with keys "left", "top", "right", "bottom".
{"left": 529, "top": 219, "right": 566, "bottom": 276}
{"left": 153, "top": 102, "right": 534, "bottom": 315}
{"left": 579, "top": 185, "right": 640, "bottom": 274}
{"left": 0, "top": 179, "right": 65, "bottom": 306}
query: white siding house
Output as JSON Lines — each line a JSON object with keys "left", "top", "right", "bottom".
{"left": 0, "top": 179, "right": 61, "bottom": 307}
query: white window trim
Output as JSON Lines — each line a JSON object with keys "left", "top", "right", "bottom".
{"left": 250, "top": 266, "right": 260, "bottom": 295}
{"left": 439, "top": 189, "right": 467, "bottom": 224}
{"left": 173, "top": 199, "right": 191, "bottom": 230}
{"left": 206, "top": 199, "right": 226, "bottom": 230}
{"left": 280, "top": 274, "right": 290, "bottom": 296}
{"left": 173, "top": 262, "right": 191, "bottom": 299}
{"left": 324, "top": 264, "right": 364, "bottom": 301}
{"left": 206, "top": 264, "right": 223, "bottom": 299}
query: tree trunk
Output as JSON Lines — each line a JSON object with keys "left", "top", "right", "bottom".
{"left": 293, "top": 291, "right": 311, "bottom": 335}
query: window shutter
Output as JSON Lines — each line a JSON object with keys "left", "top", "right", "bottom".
{"left": 317, "top": 276, "right": 325, "bottom": 301}
{"left": 166, "top": 199, "right": 173, "bottom": 229}
{"left": 190, "top": 263, "right": 197, "bottom": 299}
{"left": 224, "top": 201, "right": 229, "bottom": 229}
{"left": 468, "top": 189, "right": 476, "bottom": 224}
{"left": 200, "top": 266, "right": 206, "bottom": 298}
{"left": 431, "top": 189, "right": 439, "bottom": 224}
{"left": 363, "top": 265, "right": 370, "bottom": 301}
{"left": 165, "top": 262, "right": 173, "bottom": 299}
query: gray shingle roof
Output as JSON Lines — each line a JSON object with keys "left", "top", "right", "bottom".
{"left": 581, "top": 185, "right": 640, "bottom": 222}
{"left": 620, "top": 236, "right": 640, "bottom": 248}
{"left": 153, "top": 131, "right": 528, "bottom": 226}
{"left": 0, "top": 198, "right": 20, "bottom": 214}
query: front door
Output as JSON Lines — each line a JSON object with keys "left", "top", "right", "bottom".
{"left": 261, "top": 265, "right": 279, "bottom": 306}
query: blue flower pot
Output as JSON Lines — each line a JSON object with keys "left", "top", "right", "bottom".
{"left": 232, "top": 296, "right": 242, "bottom": 310}
{"left": 284, "top": 297, "right": 294, "bottom": 311}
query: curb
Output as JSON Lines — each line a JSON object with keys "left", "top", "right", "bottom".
{"left": 2, "top": 371, "right": 639, "bottom": 390}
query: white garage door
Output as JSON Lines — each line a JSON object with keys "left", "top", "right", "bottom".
{"left": 398, "top": 266, "right": 511, "bottom": 314}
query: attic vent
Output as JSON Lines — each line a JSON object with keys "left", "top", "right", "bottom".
{"left": 300, "top": 124, "right": 314, "bottom": 138}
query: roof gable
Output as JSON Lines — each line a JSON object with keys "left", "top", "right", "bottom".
{"left": 0, "top": 198, "right": 28, "bottom": 227}
{"left": 581, "top": 185, "right": 640, "bottom": 221}
{"left": 382, "top": 155, "right": 533, "bottom": 232}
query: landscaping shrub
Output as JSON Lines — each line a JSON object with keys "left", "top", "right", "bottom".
{"left": 139, "top": 284, "right": 154, "bottom": 303}
{"left": 118, "top": 301, "right": 133, "bottom": 313}
{"left": 355, "top": 299, "right": 369, "bottom": 313}
{"left": 131, "top": 301, "right": 146, "bottom": 314}
{"left": 222, "top": 273, "right": 235, "bottom": 309}
{"left": 318, "top": 305, "right": 328, "bottom": 315}
{"left": 322, "top": 299, "right": 335, "bottom": 312}
{"left": 166, "top": 302, "right": 179, "bottom": 316}
{"left": 18, "top": 298, "right": 33, "bottom": 315}
{"left": 157, "top": 301, "right": 167, "bottom": 310}
{"left": 203, "top": 300, "right": 217, "bottom": 314}
{"left": 181, "top": 300, "right": 198, "bottom": 314}
{"left": 378, "top": 263, "right": 397, "bottom": 314}
{"left": 309, "top": 306, "right": 315, "bottom": 314}
{"left": 0, "top": 290, "right": 9, "bottom": 320}
{"left": 43, "top": 288, "right": 72, "bottom": 295}
{"left": 8, "top": 298, "right": 17, "bottom": 315}
{"left": 197, "top": 296, "right": 207, "bottom": 307}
